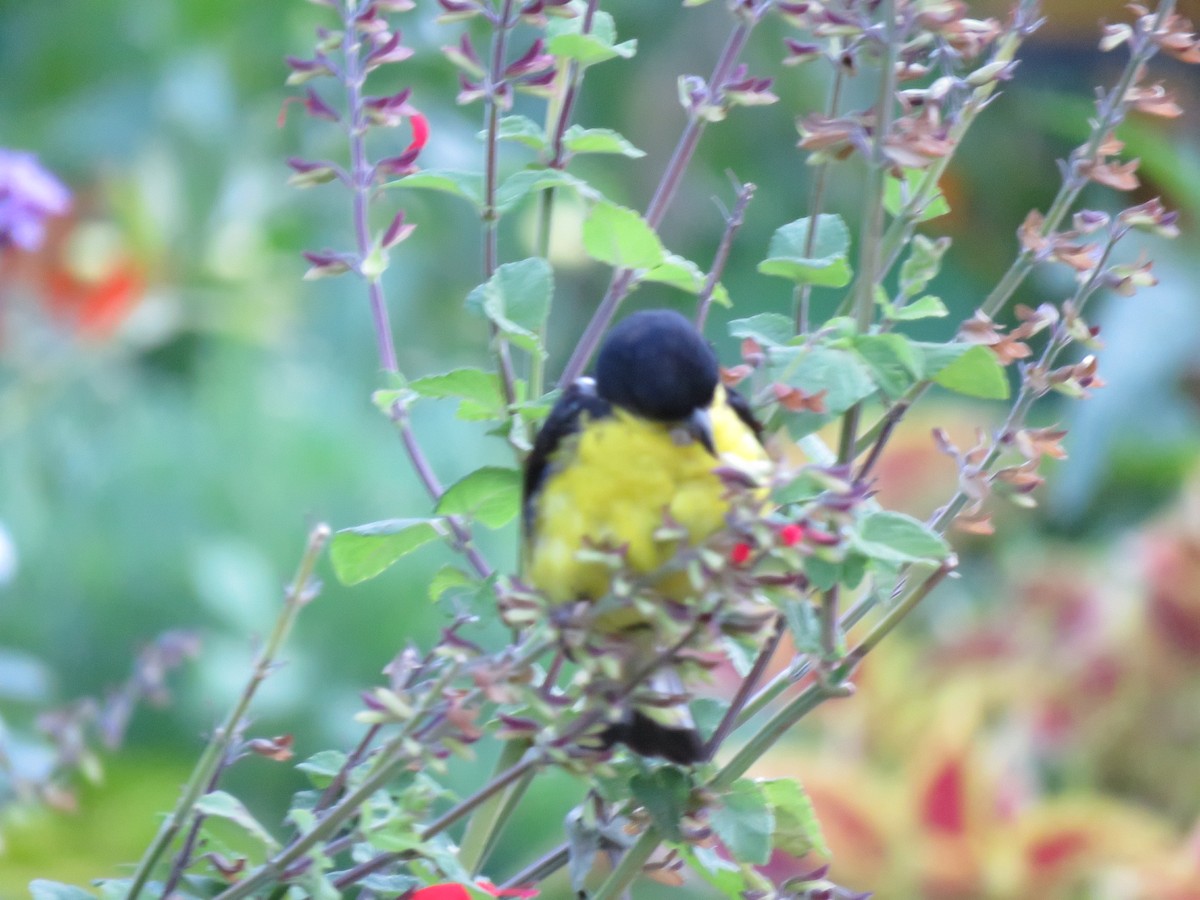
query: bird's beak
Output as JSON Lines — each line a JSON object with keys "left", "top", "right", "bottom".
{"left": 685, "top": 407, "right": 716, "bottom": 456}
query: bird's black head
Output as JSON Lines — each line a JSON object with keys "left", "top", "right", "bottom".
{"left": 595, "top": 309, "right": 719, "bottom": 422}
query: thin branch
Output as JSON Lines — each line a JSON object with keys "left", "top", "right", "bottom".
{"left": 795, "top": 64, "right": 847, "bottom": 335}
{"left": 558, "top": 0, "right": 776, "bottom": 387}
{"left": 482, "top": 0, "right": 520, "bottom": 406}
{"left": 978, "top": 0, "right": 1174, "bottom": 320}
{"left": 331, "top": 4, "right": 495, "bottom": 580}
{"left": 696, "top": 178, "right": 756, "bottom": 332}
{"left": 126, "top": 525, "right": 330, "bottom": 900}
{"left": 702, "top": 613, "right": 783, "bottom": 759}
{"left": 837, "top": 0, "right": 900, "bottom": 467}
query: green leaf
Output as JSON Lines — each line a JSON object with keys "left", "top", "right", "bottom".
{"left": 851, "top": 510, "right": 950, "bottom": 565}
{"left": 494, "top": 168, "right": 595, "bottom": 213}
{"left": 886, "top": 294, "right": 948, "bottom": 322}
{"left": 757, "top": 214, "right": 852, "bottom": 287}
{"left": 629, "top": 766, "right": 690, "bottom": 842}
{"left": 297, "top": 750, "right": 348, "bottom": 789}
{"left": 710, "top": 779, "right": 774, "bottom": 865}
{"left": 761, "top": 778, "right": 829, "bottom": 857}
{"left": 30, "top": 883, "right": 97, "bottom": 900}
{"left": 915, "top": 340, "right": 971, "bottom": 377}
{"left": 428, "top": 565, "right": 475, "bottom": 603}
{"left": 565, "top": 808, "right": 602, "bottom": 894}
{"left": 932, "top": 344, "right": 1010, "bottom": 399}
{"left": 330, "top": 519, "right": 443, "bottom": 585}
{"left": 782, "top": 598, "right": 822, "bottom": 656}
{"left": 852, "top": 333, "right": 923, "bottom": 399}
{"left": 773, "top": 346, "right": 877, "bottom": 416}
{"left": 728, "top": 312, "right": 796, "bottom": 348}
{"left": 465, "top": 257, "right": 553, "bottom": 357}
{"left": 436, "top": 467, "right": 522, "bottom": 529}
{"left": 195, "top": 790, "right": 281, "bottom": 852}
{"left": 690, "top": 697, "right": 727, "bottom": 741}
{"left": 372, "top": 386, "right": 416, "bottom": 416}
{"left": 583, "top": 202, "right": 665, "bottom": 270}
{"left": 803, "top": 556, "right": 838, "bottom": 592}
{"left": 562, "top": 125, "right": 645, "bottom": 157}
{"left": 494, "top": 115, "right": 547, "bottom": 150}
{"left": 361, "top": 874, "right": 420, "bottom": 895}
{"left": 642, "top": 253, "right": 728, "bottom": 305}
{"left": 295, "top": 869, "right": 341, "bottom": 900}
{"left": 884, "top": 168, "right": 951, "bottom": 222}
{"left": 388, "top": 169, "right": 484, "bottom": 208}
{"left": 899, "top": 234, "right": 952, "bottom": 299}
{"left": 410, "top": 368, "right": 506, "bottom": 421}
{"left": 547, "top": 11, "right": 637, "bottom": 66}
{"left": 677, "top": 846, "right": 750, "bottom": 898}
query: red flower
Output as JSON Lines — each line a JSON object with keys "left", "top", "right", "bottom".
{"left": 406, "top": 111, "right": 430, "bottom": 153}
{"left": 779, "top": 523, "right": 806, "bottom": 546}
{"left": 413, "top": 887, "right": 470, "bottom": 900}
{"left": 412, "top": 881, "right": 537, "bottom": 899}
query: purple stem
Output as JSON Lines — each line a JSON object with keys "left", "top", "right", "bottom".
{"left": 558, "top": 1, "right": 774, "bottom": 387}
{"left": 695, "top": 179, "right": 755, "bottom": 332}
{"left": 342, "top": 7, "right": 399, "bottom": 374}
{"left": 338, "top": 3, "right": 493, "bottom": 580}
{"left": 483, "top": 0, "right": 520, "bottom": 405}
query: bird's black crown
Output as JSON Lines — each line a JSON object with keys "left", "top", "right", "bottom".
{"left": 595, "top": 309, "right": 719, "bottom": 422}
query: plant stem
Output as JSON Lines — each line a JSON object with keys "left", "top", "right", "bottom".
{"left": 819, "top": 585, "right": 840, "bottom": 671}
{"left": 589, "top": 825, "right": 661, "bottom": 900}
{"left": 125, "top": 525, "right": 329, "bottom": 900}
{"left": 530, "top": 0, "right": 602, "bottom": 403}
{"left": 215, "top": 631, "right": 554, "bottom": 899}
{"left": 794, "top": 64, "right": 846, "bottom": 335}
{"left": 696, "top": 179, "right": 756, "bottom": 332}
{"left": 837, "top": 0, "right": 899, "bottom": 466}
{"left": 703, "top": 614, "right": 783, "bottom": 759}
{"left": 341, "top": 5, "right": 397, "bottom": 373}
{"left": 869, "top": 5, "right": 1036, "bottom": 295}
{"left": 458, "top": 737, "right": 535, "bottom": 875}
{"left": 558, "top": 0, "right": 775, "bottom": 387}
{"left": 931, "top": 230, "right": 1121, "bottom": 533}
{"left": 335, "top": 2, "right": 494, "bottom": 580}
{"left": 501, "top": 842, "right": 570, "bottom": 890}
{"left": 978, "top": 0, "right": 1173, "bottom": 320}
{"left": 594, "top": 560, "right": 953, "bottom": 894}
{"left": 483, "top": 0, "right": 520, "bottom": 406}
{"left": 392, "top": 402, "right": 493, "bottom": 579}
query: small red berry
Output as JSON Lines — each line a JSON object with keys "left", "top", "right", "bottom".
{"left": 779, "top": 523, "right": 806, "bottom": 546}
{"left": 731, "top": 542, "right": 753, "bottom": 566}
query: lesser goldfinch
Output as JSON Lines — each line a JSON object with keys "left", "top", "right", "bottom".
{"left": 522, "top": 309, "right": 768, "bottom": 764}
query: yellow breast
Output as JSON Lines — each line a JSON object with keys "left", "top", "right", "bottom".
{"left": 526, "top": 386, "right": 768, "bottom": 603}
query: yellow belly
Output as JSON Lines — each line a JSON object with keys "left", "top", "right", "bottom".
{"left": 526, "top": 387, "right": 768, "bottom": 603}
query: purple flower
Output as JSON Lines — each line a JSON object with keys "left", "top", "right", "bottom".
{"left": 0, "top": 149, "right": 71, "bottom": 252}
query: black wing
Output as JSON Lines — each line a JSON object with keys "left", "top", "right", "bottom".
{"left": 725, "top": 384, "right": 766, "bottom": 446}
{"left": 522, "top": 378, "right": 612, "bottom": 534}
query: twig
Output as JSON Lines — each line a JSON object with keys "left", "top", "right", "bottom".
{"left": 702, "top": 613, "right": 783, "bottom": 759}
{"left": 482, "top": 0, "right": 520, "bottom": 406}
{"left": 331, "top": 2, "right": 495, "bottom": 580}
{"left": 696, "top": 178, "right": 756, "bottom": 332}
{"left": 978, "top": 0, "right": 1174, "bottom": 319}
{"left": 559, "top": 0, "right": 776, "bottom": 387}
{"left": 795, "top": 65, "right": 847, "bottom": 335}
{"left": 125, "top": 525, "right": 330, "bottom": 900}
{"left": 855, "top": 400, "right": 908, "bottom": 481}
{"left": 837, "top": 0, "right": 900, "bottom": 467}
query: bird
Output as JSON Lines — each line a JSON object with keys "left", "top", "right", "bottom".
{"left": 522, "top": 308, "right": 769, "bottom": 764}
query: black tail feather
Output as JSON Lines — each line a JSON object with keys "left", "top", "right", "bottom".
{"left": 603, "top": 710, "right": 705, "bottom": 765}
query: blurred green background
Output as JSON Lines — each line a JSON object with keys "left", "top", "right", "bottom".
{"left": 2, "top": 0, "right": 1200, "bottom": 896}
